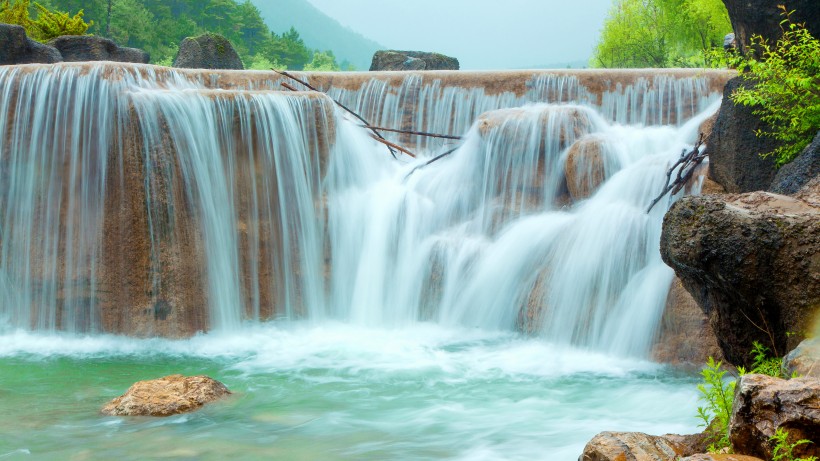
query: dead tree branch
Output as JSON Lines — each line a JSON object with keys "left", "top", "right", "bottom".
{"left": 362, "top": 125, "right": 462, "bottom": 140}
{"left": 403, "top": 146, "right": 460, "bottom": 181}
{"left": 646, "top": 133, "right": 707, "bottom": 213}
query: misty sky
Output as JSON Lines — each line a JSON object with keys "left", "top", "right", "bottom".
{"left": 305, "top": 0, "right": 614, "bottom": 70}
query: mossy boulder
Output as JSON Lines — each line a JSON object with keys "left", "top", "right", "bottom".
{"left": 173, "top": 33, "right": 243, "bottom": 70}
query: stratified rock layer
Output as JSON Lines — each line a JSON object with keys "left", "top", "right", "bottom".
{"left": 729, "top": 374, "right": 820, "bottom": 459}
{"left": 370, "top": 50, "right": 459, "bottom": 71}
{"left": 101, "top": 374, "right": 231, "bottom": 416}
{"left": 661, "top": 186, "right": 820, "bottom": 366}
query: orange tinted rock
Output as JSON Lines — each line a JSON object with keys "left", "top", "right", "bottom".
{"left": 101, "top": 375, "right": 231, "bottom": 417}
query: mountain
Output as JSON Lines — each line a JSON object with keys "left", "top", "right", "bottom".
{"left": 250, "top": 0, "right": 384, "bottom": 70}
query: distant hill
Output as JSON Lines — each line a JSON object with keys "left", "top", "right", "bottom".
{"left": 250, "top": 0, "right": 384, "bottom": 70}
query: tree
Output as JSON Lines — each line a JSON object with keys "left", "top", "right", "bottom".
{"left": 303, "top": 50, "right": 340, "bottom": 71}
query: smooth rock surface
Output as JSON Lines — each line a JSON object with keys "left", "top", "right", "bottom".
{"left": 564, "top": 136, "right": 610, "bottom": 201}
{"left": 101, "top": 374, "right": 231, "bottom": 416}
{"left": 0, "top": 23, "right": 62, "bottom": 65}
{"left": 579, "top": 431, "right": 705, "bottom": 461}
{"left": 652, "top": 278, "right": 724, "bottom": 364}
{"left": 707, "top": 77, "right": 779, "bottom": 193}
{"left": 783, "top": 338, "right": 820, "bottom": 378}
{"left": 369, "top": 50, "right": 459, "bottom": 71}
{"left": 770, "top": 130, "right": 820, "bottom": 195}
{"left": 49, "top": 35, "right": 149, "bottom": 63}
{"left": 661, "top": 185, "right": 820, "bottom": 366}
{"left": 174, "top": 33, "right": 243, "bottom": 70}
{"left": 730, "top": 374, "right": 820, "bottom": 459}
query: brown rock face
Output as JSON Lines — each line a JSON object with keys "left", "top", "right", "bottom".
{"left": 660, "top": 185, "right": 820, "bottom": 366}
{"left": 783, "top": 338, "right": 820, "bottom": 379}
{"left": 652, "top": 278, "right": 724, "bottom": 365}
{"left": 729, "top": 374, "right": 820, "bottom": 459}
{"left": 564, "top": 136, "right": 609, "bottom": 201}
{"left": 679, "top": 455, "right": 764, "bottom": 461}
{"left": 579, "top": 432, "right": 705, "bottom": 461}
{"left": 101, "top": 375, "right": 231, "bottom": 416}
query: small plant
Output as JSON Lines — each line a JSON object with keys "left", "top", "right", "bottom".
{"left": 697, "top": 357, "right": 736, "bottom": 452}
{"left": 0, "top": 0, "right": 91, "bottom": 42}
{"left": 771, "top": 427, "right": 817, "bottom": 461}
{"left": 749, "top": 341, "right": 784, "bottom": 377}
{"left": 731, "top": 7, "right": 820, "bottom": 166}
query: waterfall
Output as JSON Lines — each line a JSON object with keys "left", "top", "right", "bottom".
{"left": 0, "top": 63, "right": 727, "bottom": 358}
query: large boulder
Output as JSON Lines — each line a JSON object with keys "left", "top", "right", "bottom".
{"left": 679, "top": 455, "right": 764, "bottom": 461}
{"left": 770, "top": 130, "right": 820, "bottom": 195}
{"left": 101, "top": 374, "right": 231, "bottom": 416}
{"left": 369, "top": 50, "right": 459, "bottom": 71}
{"left": 564, "top": 136, "right": 612, "bottom": 201}
{"left": 722, "top": 0, "right": 820, "bottom": 56}
{"left": 49, "top": 35, "right": 149, "bottom": 63}
{"left": 579, "top": 432, "right": 706, "bottom": 461}
{"left": 730, "top": 374, "right": 820, "bottom": 459}
{"left": 707, "top": 77, "right": 779, "bottom": 193}
{"left": 783, "top": 338, "right": 820, "bottom": 378}
{"left": 652, "top": 278, "right": 724, "bottom": 365}
{"left": 660, "top": 185, "right": 820, "bottom": 366}
{"left": 0, "top": 23, "right": 62, "bottom": 65}
{"left": 173, "top": 33, "right": 243, "bottom": 70}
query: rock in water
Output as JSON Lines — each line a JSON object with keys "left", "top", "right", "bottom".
{"left": 101, "top": 375, "right": 231, "bottom": 416}
{"left": 369, "top": 50, "right": 459, "bottom": 71}
{"left": 0, "top": 24, "right": 62, "bottom": 65}
{"left": 173, "top": 34, "right": 244, "bottom": 70}
{"left": 783, "top": 338, "right": 820, "bottom": 378}
{"left": 564, "top": 136, "right": 610, "bottom": 201}
{"left": 578, "top": 431, "right": 705, "bottom": 461}
{"left": 49, "top": 35, "right": 149, "bottom": 63}
{"left": 661, "top": 183, "right": 820, "bottom": 366}
{"left": 730, "top": 374, "right": 820, "bottom": 460}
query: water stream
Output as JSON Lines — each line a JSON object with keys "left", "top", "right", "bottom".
{"left": 0, "top": 64, "right": 724, "bottom": 460}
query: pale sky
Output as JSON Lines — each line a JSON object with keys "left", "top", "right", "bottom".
{"left": 305, "top": 0, "right": 614, "bottom": 70}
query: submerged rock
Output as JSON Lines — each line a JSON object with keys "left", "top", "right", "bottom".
{"left": 101, "top": 374, "right": 231, "bottom": 416}
{"left": 661, "top": 183, "right": 820, "bottom": 366}
{"left": 579, "top": 431, "right": 705, "bottom": 461}
{"left": 49, "top": 35, "right": 149, "bottom": 63}
{"left": 0, "top": 23, "right": 62, "bottom": 65}
{"left": 174, "top": 33, "right": 243, "bottom": 70}
{"left": 783, "top": 338, "right": 820, "bottom": 379}
{"left": 730, "top": 374, "right": 820, "bottom": 459}
{"left": 369, "top": 50, "right": 459, "bottom": 71}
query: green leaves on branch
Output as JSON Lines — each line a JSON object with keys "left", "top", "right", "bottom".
{"left": 592, "top": 0, "right": 731, "bottom": 68}
{"left": 0, "top": 0, "right": 90, "bottom": 42}
{"left": 730, "top": 9, "right": 820, "bottom": 166}
{"left": 771, "top": 428, "right": 818, "bottom": 461}
{"left": 697, "top": 357, "right": 735, "bottom": 452}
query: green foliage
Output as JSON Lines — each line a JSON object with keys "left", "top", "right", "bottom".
{"left": 303, "top": 50, "right": 340, "bottom": 71}
{"left": 592, "top": 0, "right": 731, "bottom": 68}
{"left": 696, "top": 357, "right": 736, "bottom": 452}
{"left": 748, "top": 341, "right": 784, "bottom": 377}
{"left": 0, "top": 0, "right": 90, "bottom": 42}
{"left": 730, "top": 9, "right": 820, "bottom": 166}
{"left": 771, "top": 427, "right": 818, "bottom": 461}
{"left": 246, "top": 53, "right": 286, "bottom": 71}
{"left": 38, "top": 0, "right": 340, "bottom": 69}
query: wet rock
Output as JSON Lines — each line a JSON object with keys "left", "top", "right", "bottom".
{"left": 660, "top": 186, "right": 820, "bottom": 366}
{"left": 722, "top": 0, "right": 819, "bottom": 56}
{"left": 782, "top": 338, "right": 820, "bottom": 378}
{"left": 564, "top": 136, "right": 610, "bottom": 201}
{"left": 707, "top": 77, "right": 779, "bottom": 193}
{"left": 0, "top": 24, "right": 62, "bottom": 65}
{"left": 652, "top": 277, "right": 724, "bottom": 365}
{"left": 174, "top": 33, "right": 243, "bottom": 70}
{"left": 770, "top": 130, "right": 820, "bottom": 195}
{"left": 369, "top": 50, "right": 459, "bottom": 71}
{"left": 49, "top": 35, "right": 149, "bottom": 63}
{"left": 729, "top": 374, "right": 820, "bottom": 459}
{"left": 101, "top": 374, "right": 231, "bottom": 416}
{"left": 679, "top": 455, "right": 764, "bottom": 461}
{"left": 579, "top": 431, "right": 705, "bottom": 461}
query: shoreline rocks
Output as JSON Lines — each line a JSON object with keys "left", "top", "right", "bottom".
{"left": 579, "top": 431, "right": 707, "bottom": 461}
{"left": 101, "top": 374, "right": 231, "bottom": 417}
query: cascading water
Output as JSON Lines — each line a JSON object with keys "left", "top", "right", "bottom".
{"left": 0, "top": 63, "right": 730, "bottom": 460}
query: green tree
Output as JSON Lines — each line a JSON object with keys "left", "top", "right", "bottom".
{"left": 304, "top": 50, "right": 340, "bottom": 71}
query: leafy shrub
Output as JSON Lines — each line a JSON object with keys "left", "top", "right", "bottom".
{"left": 748, "top": 341, "right": 784, "bottom": 377}
{"left": 731, "top": 8, "right": 820, "bottom": 166}
{"left": 697, "top": 357, "right": 736, "bottom": 452}
{"left": 771, "top": 427, "right": 818, "bottom": 461}
{"left": 0, "top": 0, "right": 90, "bottom": 42}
